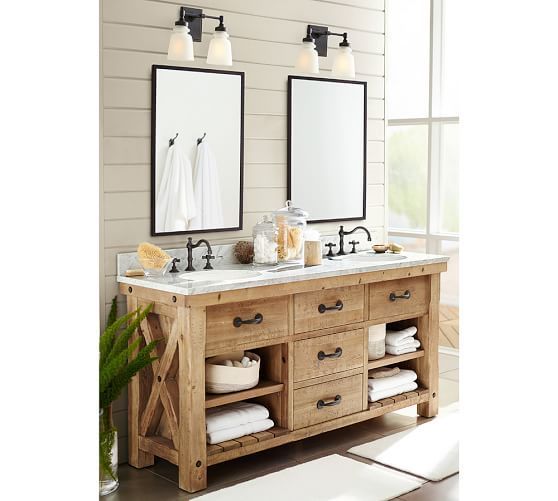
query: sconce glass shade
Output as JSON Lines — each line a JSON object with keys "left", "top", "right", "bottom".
{"left": 207, "top": 31, "right": 233, "bottom": 66}
{"left": 332, "top": 45, "right": 355, "bottom": 78}
{"left": 295, "top": 40, "right": 319, "bottom": 74}
{"left": 167, "top": 24, "right": 194, "bottom": 61}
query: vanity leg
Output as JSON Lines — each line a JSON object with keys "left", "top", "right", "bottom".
{"left": 178, "top": 306, "right": 207, "bottom": 492}
{"left": 417, "top": 273, "right": 440, "bottom": 418}
{"left": 127, "top": 296, "right": 154, "bottom": 468}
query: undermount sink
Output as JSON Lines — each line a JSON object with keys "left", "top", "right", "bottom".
{"left": 331, "top": 253, "right": 408, "bottom": 263}
{"left": 179, "top": 269, "right": 262, "bottom": 282}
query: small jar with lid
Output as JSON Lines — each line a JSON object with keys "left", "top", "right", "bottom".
{"left": 252, "top": 215, "right": 278, "bottom": 266}
{"left": 272, "top": 201, "right": 309, "bottom": 265}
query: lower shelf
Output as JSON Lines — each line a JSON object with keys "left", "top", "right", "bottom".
{"left": 139, "top": 388, "right": 432, "bottom": 468}
{"left": 369, "top": 387, "right": 430, "bottom": 411}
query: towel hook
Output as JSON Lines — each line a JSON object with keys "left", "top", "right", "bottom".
{"left": 169, "top": 132, "right": 179, "bottom": 147}
{"left": 197, "top": 132, "right": 207, "bottom": 145}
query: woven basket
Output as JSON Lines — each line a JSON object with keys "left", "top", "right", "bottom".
{"left": 205, "top": 351, "right": 260, "bottom": 394}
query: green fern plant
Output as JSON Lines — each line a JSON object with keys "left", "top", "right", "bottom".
{"left": 99, "top": 298, "right": 159, "bottom": 479}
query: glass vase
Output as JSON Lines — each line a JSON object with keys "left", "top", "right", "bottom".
{"left": 99, "top": 406, "right": 119, "bottom": 496}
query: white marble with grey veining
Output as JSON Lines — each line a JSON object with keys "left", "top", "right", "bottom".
{"left": 117, "top": 246, "right": 449, "bottom": 296}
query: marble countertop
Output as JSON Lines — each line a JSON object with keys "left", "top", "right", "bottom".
{"left": 117, "top": 251, "right": 449, "bottom": 296}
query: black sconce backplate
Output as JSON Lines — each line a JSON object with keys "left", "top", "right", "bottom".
{"left": 183, "top": 7, "right": 203, "bottom": 42}
{"left": 309, "top": 25, "right": 329, "bottom": 57}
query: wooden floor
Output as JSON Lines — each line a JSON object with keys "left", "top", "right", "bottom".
{"left": 439, "top": 305, "right": 459, "bottom": 349}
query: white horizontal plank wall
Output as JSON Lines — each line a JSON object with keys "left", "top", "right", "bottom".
{"left": 100, "top": 0, "right": 385, "bottom": 461}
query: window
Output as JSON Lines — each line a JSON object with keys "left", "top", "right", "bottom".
{"left": 387, "top": 0, "right": 459, "bottom": 306}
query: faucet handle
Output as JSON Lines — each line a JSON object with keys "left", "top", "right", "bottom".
{"left": 202, "top": 254, "right": 215, "bottom": 270}
{"left": 349, "top": 240, "right": 360, "bottom": 254}
{"left": 169, "top": 258, "right": 181, "bottom": 273}
{"left": 325, "top": 243, "right": 337, "bottom": 257}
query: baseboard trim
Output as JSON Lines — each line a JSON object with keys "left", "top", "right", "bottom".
{"left": 439, "top": 346, "right": 459, "bottom": 357}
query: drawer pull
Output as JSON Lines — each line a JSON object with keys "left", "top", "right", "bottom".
{"left": 317, "top": 347, "right": 343, "bottom": 360}
{"left": 233, "top": 313, "right": 263, "bottom": 328}
{"left": 318, "top": 300, "right": 344, "bottom": 314}
{"left": 317, "top": 395, "right": 342, "bottom": 409}
{"left": 389, "top": 290, "right": 411, "bottom": 301}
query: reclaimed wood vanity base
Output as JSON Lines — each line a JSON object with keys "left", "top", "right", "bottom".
{"left": 122, "top": 262, "right": 446, "bottom": 493}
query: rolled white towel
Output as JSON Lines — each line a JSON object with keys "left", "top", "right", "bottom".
{"left": 386, "top": 337, "right": 418, "bottom": 349}
{"left": 368, "top": 369, "right": 417, "bottom": 392}
{"left": 207, "top": 418, "right": 274, "bottom": 444}
{"left": 385, "top": 340, "right": 420, "bottom": 355}
{"left": 385, "top": 326, "right": 418, "bottom": 346}
{"left": 206, "top": 402, "right": 269, "bottom": 434}
{"left": 369, "top": 381, "right": 418, "bottom": 402}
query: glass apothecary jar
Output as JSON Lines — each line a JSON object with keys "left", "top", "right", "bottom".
{"left": 253, "top": 215, "right": 278, "bottom": 266}
{"left": 272, "top": 201, "right": 308, "bottom": 264}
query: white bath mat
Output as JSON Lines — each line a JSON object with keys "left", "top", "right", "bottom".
{"left": 348, "top": 409, "right": 459, "bottom": 481}
{"left": 197, "top": 454, "right": 424, "bottom": 501}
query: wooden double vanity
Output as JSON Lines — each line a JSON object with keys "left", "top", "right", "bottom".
{"left": 119, "top": 254, "right": 447, "bottom": 492}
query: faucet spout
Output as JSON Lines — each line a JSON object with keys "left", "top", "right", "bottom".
{"left": 337, "top": 225, "right": 372, "bottom": 256}
{"left": 185, "top": 237, "right": 213, "bottom": 271}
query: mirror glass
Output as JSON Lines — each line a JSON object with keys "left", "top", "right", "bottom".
{"left": 288, "top": 76, "right": 367, "bottom": 223}
{"left": 151, "top": 65, "right": 244, "bottom": 235}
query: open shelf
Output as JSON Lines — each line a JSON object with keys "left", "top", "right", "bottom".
{"left": 205, "top": 380, "right": 284, "bottom": 409}
{"left": 368, "top": 387, "right": 430, "bottom": 411}
{"left": 207, "top": 426, "right": 290, "bottom": 464}
{"left": 367, "top": 349, "right": 425, "bottom": 370}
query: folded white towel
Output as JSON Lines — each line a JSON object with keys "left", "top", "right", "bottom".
{"left": 385, "top": 327, "right": 417, "bottom": 346}
{"left": 368, "top": 369, "right": 417, "bottom": 392}
{"left": 207, "top": 418, "right": 274, "bottom": 444}
{"left": 369, "top": 381, "right": 418, "bottom": 402}
{"left": 206, "top": 402, "right": 269, "bottom": 434}
{"left": 386, "top": 337, "right": 417, "bottom": 349}
{"left": 385, "top": 340, "right": 421, "bottom": 355}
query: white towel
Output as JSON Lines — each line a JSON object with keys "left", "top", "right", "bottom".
{"left": 386, "top": 338, "right": 417, "bottom": 349}
{"left": 156, "top": 141, "right": 197, "bottom": 233}
{"left": 189, "top": 139, "right": 224, "bottom": 230}
{"left": 385, "top": 340, "right": 421, "bottom": 355}
{"left": 207, "top": 418, "right": 274, "bottom": 444}
{"left": 385, "top": 327, "right": 417, "bottom": 346}
{"left": 368, "top": 369, "right": 417, "bottom": 392}
{"left": 369, "top": 381, "right": 418, "bottom": 402}
{"left": 205, "top": 402, "right": 269, "bottom": 434}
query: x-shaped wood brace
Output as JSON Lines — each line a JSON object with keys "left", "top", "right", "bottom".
{"left": 138, "top": 314, "right": 180, "bottom": 449}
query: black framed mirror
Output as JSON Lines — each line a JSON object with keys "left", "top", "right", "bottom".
{"left": 151, "top": 65, "right": 244, "bottom": 236}
{"left": 287, "top": 75, "right": 367, "bottom": 224}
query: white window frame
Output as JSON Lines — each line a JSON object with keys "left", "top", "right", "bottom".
{"left": 386, "top": 0, "right": 459, "bottom": 254}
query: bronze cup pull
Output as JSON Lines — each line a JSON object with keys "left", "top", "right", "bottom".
{"left": 317, "top": 347, "right": 343, "bottom": 360}
{"left": 233, "top": 313, "right": 263, "bottom": 328}
{"left": 316, "top": 395, "right": 342, "bottom": 409}
{"left": 318, "top": 300, "right": 343, "bottom": 313}
{"left": 389, "top": 290, "right": 411, "bottom": 301}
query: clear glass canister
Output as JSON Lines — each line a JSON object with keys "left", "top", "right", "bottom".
{"left": 272, "top": 201, "right": 308, "bottom": 264}
{"left": 253, "top": 215, "right": 278, "bottom": 265}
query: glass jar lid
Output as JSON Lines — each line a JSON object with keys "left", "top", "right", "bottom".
{"left": 272, "top": 200, "right": 309, "bottom": 220}
{"left": 254, "top": 214, "right": 275, "bottom": 231}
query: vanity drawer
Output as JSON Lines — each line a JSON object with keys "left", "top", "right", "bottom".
{"left": 206, "top": 296, "right": 289, "bottom": 354}
{"left": 294, "top": 285, "right": 364, "bottom": 334}
{"left": 369, "top": 276, "right": 429, "bottom": 322}
{"left": 293, "top": 374, "right": 363, "bottom": 429}
{"left": 294, "top": 329, "right": 365, "bottom": 382}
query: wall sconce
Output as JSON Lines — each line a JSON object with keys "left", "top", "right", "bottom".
{"left": 295, "top": 25, "right": 355, "bottom": 79}
{"left": 167, "top": 6, "right": 232, "bottom": 66}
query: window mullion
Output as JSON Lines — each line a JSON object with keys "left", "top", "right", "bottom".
{"left": 425, "top": 0, "right": 435, "bottom": 253}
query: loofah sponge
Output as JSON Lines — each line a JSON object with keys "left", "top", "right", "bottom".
{"left": 234, "top": 241, "right": 254, "bottom": 264}
{"left": 137, "top": 242, "right": 171, "bottom": 270}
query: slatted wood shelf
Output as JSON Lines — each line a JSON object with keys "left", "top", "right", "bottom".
{"left": 204, "top": 380, "right": 285, "bottom": 409}
{"left": 368, "top": 387, "right": 430, "bottom": 411}
{"left": 367, "top": 349, "right": 425, "bottom": 370}
{"left": 207, "top": 426, "right": 290, "bottom": 463}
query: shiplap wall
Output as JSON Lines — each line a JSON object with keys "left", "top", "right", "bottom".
{"left": 100, "top": 0, "right": 385, "bottom": 461}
